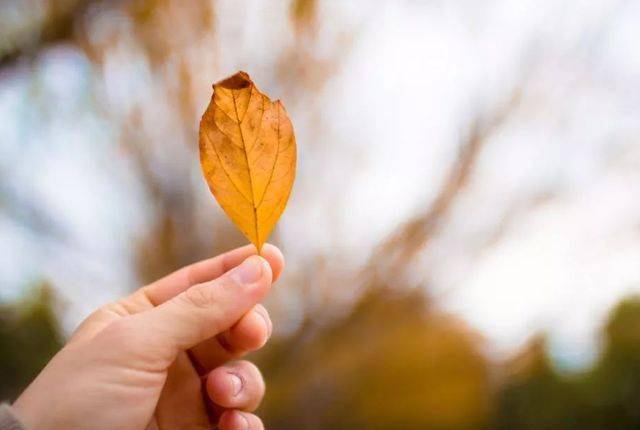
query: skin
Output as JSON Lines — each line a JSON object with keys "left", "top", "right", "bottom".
{"left": 12, "top": 244, "right": 285, "bottom": 430}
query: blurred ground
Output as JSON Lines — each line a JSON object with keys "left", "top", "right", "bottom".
{"left": 1, "top": 0, "right": 640, "bottom": 428}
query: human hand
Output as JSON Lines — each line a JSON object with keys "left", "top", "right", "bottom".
{"left": 12, "top": 244, "right": 284, "bottom": 430}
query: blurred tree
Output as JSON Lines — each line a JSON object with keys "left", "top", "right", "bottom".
{"left": 583, "top": 297, "right": 640, "bottom": 429}
{"left": 0, "top": 0, "right": 95, "bottom": 66}
{"left": 496, "top": 296, "right": 640, "bottom": 430}
{"left": 0, "top": 283, "right": 63, "bottom": 401}
{"left": 257, "top": 288, "right": 492, "bottom": 430}
{"left": 495, "top": 336, "right": 585, "bottom": 430}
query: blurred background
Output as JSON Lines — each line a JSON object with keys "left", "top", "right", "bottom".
{"left": 1, "top": 0, "right": 640, "bottom": 428}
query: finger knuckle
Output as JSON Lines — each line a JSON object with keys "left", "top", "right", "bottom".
{"left": 181, "top": 282, "right": 220, "bottom": 308}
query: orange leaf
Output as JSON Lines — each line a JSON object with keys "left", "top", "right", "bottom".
{"left": 199, "top": 71, "right": 297, "bottom": 251}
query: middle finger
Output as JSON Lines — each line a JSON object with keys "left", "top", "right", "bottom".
{"left": 189, "top": 304, "right": 272, "bottom": 373}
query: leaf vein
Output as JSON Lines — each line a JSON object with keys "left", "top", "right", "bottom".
{"left": 255, "top": 104, "right": 281, "bottom": 209}
{"left": 203, "top": 130, "right": 253, "bottom": 206}
{"left": 232, "top": 89, "right": 259, "bottom": 245}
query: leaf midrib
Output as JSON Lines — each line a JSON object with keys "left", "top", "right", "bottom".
{"left": 231, "top": 89, "right": 260, "bottom": 247}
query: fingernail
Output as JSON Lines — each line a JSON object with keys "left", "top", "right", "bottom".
{"left": 228, "top": 372, "right": 242, "bottom": 397}
{"left": 238, "top": 412, "right": 250, "bottom": 429}
{"left": 256, "top": 306, "right": 273, "bottom": 338}
{"left": 235, "top": 256, "right": 264, "bottom": 284}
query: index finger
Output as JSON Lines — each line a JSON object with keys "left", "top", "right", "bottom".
{"left": 142, "top": 243, "right": 284, "bottom": 306}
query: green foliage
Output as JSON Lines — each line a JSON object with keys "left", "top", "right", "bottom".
{"left": 495, "top": 337, "right": 587, "bottom": 430}
{"left": 0, "top": 283, "right": 64, "bottom": 401}
{"left": 579, "top": 298, "right": 640, "bottom": 429}
{"left": 496, "top": 296, "right": 640, "bottom": 430}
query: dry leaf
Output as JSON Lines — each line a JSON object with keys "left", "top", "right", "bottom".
{"left": 199, "top": 71, "right": 297, "bottom": 251}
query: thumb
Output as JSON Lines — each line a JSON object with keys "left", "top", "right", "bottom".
{"left": 101, "top": 255, "right": 272, "bottom": 364}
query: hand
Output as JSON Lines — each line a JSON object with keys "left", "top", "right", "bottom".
{"left": 12, "top": 244, "right": 284, "bottom": 430}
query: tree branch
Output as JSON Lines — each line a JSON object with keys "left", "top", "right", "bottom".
{"left": 366, "top": 87, "right": 523, "bottom": 288}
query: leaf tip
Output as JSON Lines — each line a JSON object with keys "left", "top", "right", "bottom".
{"left": 215, "top": 71, "right": 252, "bottom": 90}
